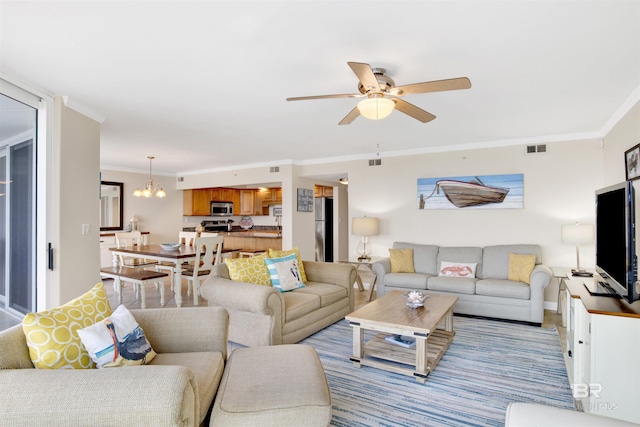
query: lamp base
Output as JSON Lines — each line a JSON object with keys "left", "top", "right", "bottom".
{"left": 357, "top": 255, "right": 371, "bottom": 261}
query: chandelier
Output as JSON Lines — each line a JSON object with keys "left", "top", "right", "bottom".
{"left": 133, "top": 156, "right": 166, "bottom": 198}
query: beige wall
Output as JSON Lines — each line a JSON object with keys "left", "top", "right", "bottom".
{"left": 53, "top": 97, "right": 101, "bottom": 306}
{"left": 99, "top": 170, "right": 182, "bottom": 244}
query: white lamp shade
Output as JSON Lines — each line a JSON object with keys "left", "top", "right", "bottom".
{"left": 561, "top": 223, "right": 594, "bottom": 245}
{"left": 352, "top": 217, "right": 379, "bottom": 236}
{"left": 357, "top": 98, "right": 394, "bottom": 120}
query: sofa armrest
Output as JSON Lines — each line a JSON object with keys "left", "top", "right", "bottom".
{"left": 200, "top": 274, "right": 284, "bottom": 316}
{"left": 0, "top": 365, "right": 198, "bottom": 427}
{"left": 303, "top": 261, "right": 357, "bottom": 291}
{"left": 505, "top": 402, "right": 637, "bottom": 426}
{"left": 131, "top": 306, "right": 229, "bottom": 357}
{"left": 372, "top": 258, "right": 391, "bottom": 295}
{"left": 529, "top": 264, "right": 552, "bottom": 290}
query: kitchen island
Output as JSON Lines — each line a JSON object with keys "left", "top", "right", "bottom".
{"left": 220, "top": 230, "right": 282, "bottom": 252}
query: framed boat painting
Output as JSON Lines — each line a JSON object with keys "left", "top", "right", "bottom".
{"left": 417, "top": 174, "right": 524, "bottom": 210}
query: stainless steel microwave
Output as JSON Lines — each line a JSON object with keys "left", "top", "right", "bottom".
{"left": 210, "top": 201, "right": 234, "bottom": 216}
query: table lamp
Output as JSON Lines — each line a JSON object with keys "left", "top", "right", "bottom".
{"left": 352, "top": 216, "right": 379, "bottom": 261}
{"left": 561, "top": 222, "right": 594, "bottom": 274}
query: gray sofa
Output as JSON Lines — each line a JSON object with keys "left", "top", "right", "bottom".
{"left": 372, "top": 242, "right": 552, "bottom": 325}
{"left": 200, "top": 260, "right": 357, "bottom": 347}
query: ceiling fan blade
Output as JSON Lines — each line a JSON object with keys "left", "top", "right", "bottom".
{"left": 338, "top": 107, "right": 360, "bottom": 125}
{"left": 347, "top": 62, "right": 381, "bottom": 92}
{"left": 286, "top": 93, "right": 361, "bottom": 101}
{"left": 392, "top": 98, "right": 436, "bottom": 123}
{"left": 393, "top": 77, "right": 471, "bottom": 96}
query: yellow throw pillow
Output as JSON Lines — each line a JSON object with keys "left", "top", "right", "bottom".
{"left": 22, "top": 282, "right": 112, "bottom": 369}
{"left": 268, "top": 247, "right": 308, "bottom": 282}
{"left": 389, "top": 248, "right": 415, "bottom": 273}
{"left": 225, "top": 253, "right": 271, "bottom": 286}
{"left": 508, "top": 253, "right": 537, "bottom": 284}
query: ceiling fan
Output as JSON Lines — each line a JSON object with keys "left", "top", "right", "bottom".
{"left": 286, "top": 62, "right": 471, "bottom": 125}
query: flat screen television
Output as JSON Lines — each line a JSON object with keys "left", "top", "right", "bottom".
{"left": 594, "top": 181, "right": 639, "bottom": 303}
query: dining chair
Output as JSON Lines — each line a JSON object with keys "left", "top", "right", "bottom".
{"left": 178, "top": 231, "right": 199, "bottom": 246}
{"left": 114, "top": 231, "right": 161, "bottom": 303}
{"left": 181, "top": 236, "right": 224, "bottom": 305}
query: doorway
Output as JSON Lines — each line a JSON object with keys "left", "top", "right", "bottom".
{"left": 0, "top": 93, "right": 37, "bottom": 316}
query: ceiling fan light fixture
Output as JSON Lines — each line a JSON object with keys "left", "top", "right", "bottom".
{"left": 357, "top": 97, "right": 394, "bottom": 120}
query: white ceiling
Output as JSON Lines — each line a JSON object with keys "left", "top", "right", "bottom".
{"left": 1, "top": 1, "right": 639, "bottom": 177}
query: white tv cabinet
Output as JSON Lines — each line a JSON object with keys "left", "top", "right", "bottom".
{"left": 564, "top": 278, "right": 640, "bottom": 424}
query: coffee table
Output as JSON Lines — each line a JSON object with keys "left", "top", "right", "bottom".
{"left": 345, "top": 290, "right": 457, "bottom": 383}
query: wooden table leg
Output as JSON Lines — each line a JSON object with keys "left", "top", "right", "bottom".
{"left": 415, "top": 335, "right": 429, "bottom": 384}
{"left": 350, "top": 323, "right": 363, "bottom": 367}
{"left": 173, "top": 264, "right": 183, "bottom": 308}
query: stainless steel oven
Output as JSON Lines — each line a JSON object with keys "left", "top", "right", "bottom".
{"left": 210, "top": 201, "right": 234, "bottom": 216}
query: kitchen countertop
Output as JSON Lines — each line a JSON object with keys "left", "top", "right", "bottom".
{"left": 222, "top": 230, "right": 282, "bottom": 238}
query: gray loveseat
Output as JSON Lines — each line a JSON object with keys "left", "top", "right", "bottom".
{"left": 372, "top": 242, "right": 552, "bottom": 325}
{"left": 200, "top": 260, "right": 357, "bottom": 347}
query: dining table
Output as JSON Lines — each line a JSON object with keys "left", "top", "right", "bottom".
{"left": 109, "top": 243, "right": 203, "bottom": 308}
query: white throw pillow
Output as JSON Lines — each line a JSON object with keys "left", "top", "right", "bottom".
{"left": 438, "top": 261, "right": 478, "bottom": 278}
{"left": 77, "top": 304, "right": 156, "bottom": 368}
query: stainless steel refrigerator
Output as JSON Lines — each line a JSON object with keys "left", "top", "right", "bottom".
{"left": 315, "top": 197, "right": 333, "bottom": 262}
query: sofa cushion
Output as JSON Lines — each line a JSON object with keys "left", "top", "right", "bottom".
{"left": 22, "top": 282, "right": 112, "bottom": 369}
{"left": 77, "top": 304, "right": 156, "bottom": 368}
{"left": 282, "top": 292, "right": 321, "bottom": 322}
{"left": 265, "top": 253, "right": 305, "bottom": 292}
{"left": 427, "top": 277, "right": 477, "bottom": 294}
{"left": 438, "top": 261, "right": 478, "bottom": 278}
{"left": 393, "top": 242, "right": 439, "bottom": 275}
{"left": 294, "top": 283, "right": 348, "bottom": 307}
{"left": 384, "top": 272, "right": 429, "bottom": 290}
{"left": 269, "top": 248, "right": 308, "bottom": 282}
{"left": 481, "top": 245, "right": 541, "bottom": 280}
{"left": 151, "top": 351, "right": 225, "bottom": 423}
{"left": 508, "top": 253, "right": 537, "bottom": 284}
{"left": 476, "top": 279, "right": 531, "bottom": 299}
{"left": 389, "top": 248, "right": 415, "bottom": 273}
{"left": 225, "top": 253, "right": 271, "bottom": 286}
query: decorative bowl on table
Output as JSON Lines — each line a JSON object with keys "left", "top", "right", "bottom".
{"left": 160, "top": 243, "right": 181, "bottom": 251}
{"left": 402, "top": 291, "right": 429, "bottom": 309}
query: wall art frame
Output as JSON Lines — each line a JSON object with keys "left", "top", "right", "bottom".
{"left": 297, "top": 188, "right": 314, "bottom": 212}
{"left": 625, "top": 144, "right": 640, "bottom": 181}
{"left": 417, "top": 173, "right": 524, "bottom": 210}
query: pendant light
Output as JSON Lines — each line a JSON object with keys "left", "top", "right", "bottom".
{"left": 133, "top": 156, "right": 166, "bottom": 198}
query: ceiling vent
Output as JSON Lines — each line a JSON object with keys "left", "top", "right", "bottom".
{"left": 526, "top": 144, "right": 547, "bottom": 154}
{"left": 368, "top": 159, "right": 382, "bottom": 166}
{"left": 269, "top": 166, "right": 280, "bottom": 173}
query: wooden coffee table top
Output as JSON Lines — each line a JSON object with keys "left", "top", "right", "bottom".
{"left": 346, "top": 290, "right": 458, "bottom": 334}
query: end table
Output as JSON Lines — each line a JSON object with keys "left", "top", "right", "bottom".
{"left": 338, "top": 257, "right": 381, "bottom": 302}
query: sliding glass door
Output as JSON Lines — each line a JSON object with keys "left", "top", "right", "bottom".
{"left": 0, "top": 93, "right": 37, "bottom": 316}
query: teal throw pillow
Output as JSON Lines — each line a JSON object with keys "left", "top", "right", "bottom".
{"left": 265, "top": 253, "right": 305, "bottom": 292}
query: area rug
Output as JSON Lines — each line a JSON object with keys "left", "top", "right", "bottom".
{"left": 298, "top": 316, "right": 575, "bottom": 427}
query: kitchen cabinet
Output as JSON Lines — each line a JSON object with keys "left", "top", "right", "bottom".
{"left": 183, "top": 189, "right": 213, "bottom": 216}
{"left": 314, "top": 185, "right": 333, "bottom": 198}
{"left": 239, "top": 190, "right": 257, "bottom": 215}
{"left": 184, "top": 188, "right": 241, "bottom": 216}
{"left": 262, "top": 188, "right": 282, "bottom": 204}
